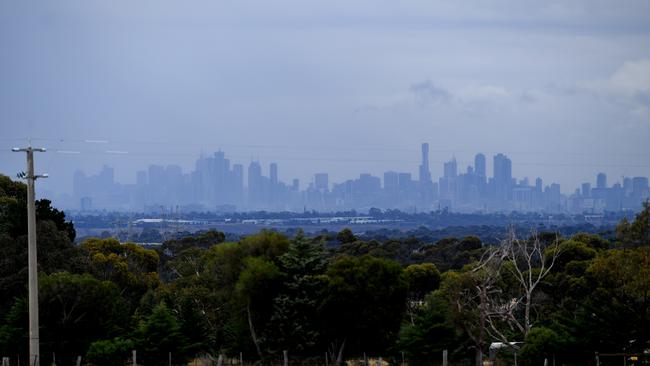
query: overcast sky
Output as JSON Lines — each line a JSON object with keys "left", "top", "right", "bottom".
{"left": 1, "top": 0, "right": 649, "bottom": 197}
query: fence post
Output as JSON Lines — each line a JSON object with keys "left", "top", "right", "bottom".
{"left": 132, "top": 350, "right": 137, "bottom": 366}
{"left": 76, "top": 356, "right": 82, "bottom": 366}
{"left": 325, "top": 352, "right": 329, "bottom": 366}
{"left": 2, "top": 357, "right": 9, "bottom": 366}
{"left": 240, "top": 352, "right": 243, "bottom": 365}
{"left": 169, "top": 351, "right": 172, "bottom": 366}
{"left": 443, "top": 349, "right": 448, "bottom": 366}
{"left": 283, "top": 350, "right": 288, "bottom": 366}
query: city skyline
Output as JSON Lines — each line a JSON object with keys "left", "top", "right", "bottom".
{"left": 65, "top": 143, "right": 649, "bottom": 213}
{"left": 2, "top": 0, "right": 650, "bottom": 201}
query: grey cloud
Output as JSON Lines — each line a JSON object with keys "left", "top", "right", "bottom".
{"left": 410, "top": 80, "right": 452, "bottom": 106}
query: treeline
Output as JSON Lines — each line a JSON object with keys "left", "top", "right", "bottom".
{"left": 1, "top": 174, "right": 649, "bottom": 365}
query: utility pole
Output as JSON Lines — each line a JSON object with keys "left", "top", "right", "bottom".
{"left": 12, "top": 145, "right": 47, "bottom": 366}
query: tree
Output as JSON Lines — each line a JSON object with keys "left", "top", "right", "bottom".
{"left": 440, "top": 261, "right": 499, "bottom": 366}
{"left": 321, "top": 255, "right": 407, "bottom": 364}
{"left": 397, "top": 291, "right": 459, "bottom": 366}
{"left": 0, "top": 298, "right": 28, "bottom": 358}
{"left": 81, "top": 238, "right": 160, "bottom": 308}
{"left": 336, "top": 228, "right": 357, "bottom": 244}
{"left": 485, "top": 232, "right": 562, "bottom": 343}
{"left": 0, "top": 221, "right": 87, "bottom": 315}
{"left": 270, "top": 232, "right": 328, "bottom": 355}
{"left": 519, "top": 327, "right": 559, "bottom": 366}
{"left": 39, "top": 272, "right": 127, "bottom": 365}
{"left": 135, "top": 303, "right": 189, "bottom": 365}
{"left": 581, "top": 247, "right": 650, "bottom": 353}
{"left": 86, "top": 338, "right": 134, "bottom": 366}
{"left": 0, "top": 175, "right": 75, "bottom": 241}
{"left": 403, "top": 263, "right": 441, "bottom": 301}
{"left": 616, "top": 200, "right": 650, "bottom": 248}
{"left": 0, "top": 176, "right": 84, "bottom": 314}
{"left": 235, "top": 257, "right": 284, "bottom": 364}
{"left": 403, "top": 263, "right": 441, "bottom": 325}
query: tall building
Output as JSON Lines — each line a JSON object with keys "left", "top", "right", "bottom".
{"left": 269, "top": 163, "right": 278, "bottom": 205}
{"left": 248, "top": 161, "right": 263, "bottom": 206}
{"left": 581, "top": 183, "right": 591, "bottom": 197}
{"left": 231, "top": 164, "right": 244, "bottom": 206}
{"left": 270, "top": 163, "right": 278, "bottom": 186}
{"left": 383, "top": 171, "right": 399, "bottom": 193}
{"left": 398, "top": 173, "right": 412, "bottom": 192}
{"left": 315, "top": 173, "right": 329, "bottom": 191}
{"left": 439, "top": 157, "right": 458, "bottom": 202}
{"left": 597, "top": 173, "right": 607, "bottom": 189}
{"left": 419, "top": 143, "right": 432, "bottom": 183}
{"left": 443, "top": 157, "right": 457, "bottom": 178}
{"left": 493, "top": 153, "right": 512, "bottom": 202}
{"left": 474, "top": 153, "right": 486, "bottom": 178}
{"left": 493, "top": 154, "right": 512, "bottom": 183}
{"left": 213, "top": 151, "right": 229, "bottom": 204}
{"left": 136, "top": 170, "right": 147, "bottom": 186}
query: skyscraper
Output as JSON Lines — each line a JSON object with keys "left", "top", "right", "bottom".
{"left": 493, "top": 153, "right": 513, "bottom": 202}
{"left": 231, "top": 164, "right": 244, "bottom": 205}
{"left": 493, "top": 154, "right": 512, "bottom": 183}
{"left": 597, "top": 173, "right": 607, "bottom": 189}
{"left": 474, "top": 153, "right": 486, "bottom": 178}
{"left": 315, "top": 173, "right": 329, "bottom": 191}
{"left": 269, "top": 163, "right": 278, "bottom": 205}
{"left": 383, "top": 171, "right": 399, "bottom": 192}
{"left": 419, "top": 143, "right": 432, "bottom": 183}
{"left": 248, "top": 161, "right": 262, "bottom": 206}
{"left": 270, "top": 163, "right": 278, "bottom": 186}
{"left": 439, "top": 157, "right": 458, "bottom": 201}
{"left": 443, "top": 157, "right": 458, "bottom": 178}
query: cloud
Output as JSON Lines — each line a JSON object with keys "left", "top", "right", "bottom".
{"left": 457, "top": 85, "right": 511, "bottom": 101}
{"left": 583, "top": 59, "right": 650, "bottom": 119}
{"left": 410, "top": 80, "right": 452, "bottom": 106}
{"left": 608, "top": 59, "right": 650, "bottom": 93}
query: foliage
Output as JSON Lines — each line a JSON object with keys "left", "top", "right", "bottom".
{"left": 3, "top": 183, "right": 650, "bottom": 365}
{"left": 322, "top": 255, "right": 407, "bottom": 356}
{"left": 39, "top": 272, "right": 127, "bottom": 364}
{"left": 0, "top": 176, "right": 84, "bottom": 315}
{"left": 81, "top": 237, "right": 160, "bottom": 309}
{"left": 519, "top": 327, "right": 560, "bottom": 365}
{"left": 336, "top": 228, "right": 357, "bottom": 244}
{"left": 135, "top": 302, "right": 189, "bottom": 365}
{"left": 397, "top": 291, "right": 460, "bottom": 365}
{"left": 616, "top": 200, "right": 650, "bottom": 247}
{"left": 86, "top": 338, "right": 134, "bottom": 366}
{"left": 0, "top": 298, "right": 28, "bottom": 357}
{"left": 270, "top": 232, "right": 328, "bottom": 355}
{"left": 403, "top": 263, "right": 441, "bottom": 301}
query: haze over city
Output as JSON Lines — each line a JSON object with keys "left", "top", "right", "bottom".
{"left": 2, "top": 0, "right": 650, "bottom": 210}
{"left": 5, "top": 2, "right": 650, "bottom": 366}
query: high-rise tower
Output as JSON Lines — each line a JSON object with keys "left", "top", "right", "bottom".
{"left": 419, "top": 143, "right": 432, "bottom": 183}
{"left": 474, "top": 153, "right": 486, "bottom": 178}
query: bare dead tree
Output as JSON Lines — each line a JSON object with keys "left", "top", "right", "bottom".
{"left": 485, "top": 230, "right": 563, "bottom": 343}
{"left": 449, "top": 247, "right": 504, "bottom": 366}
